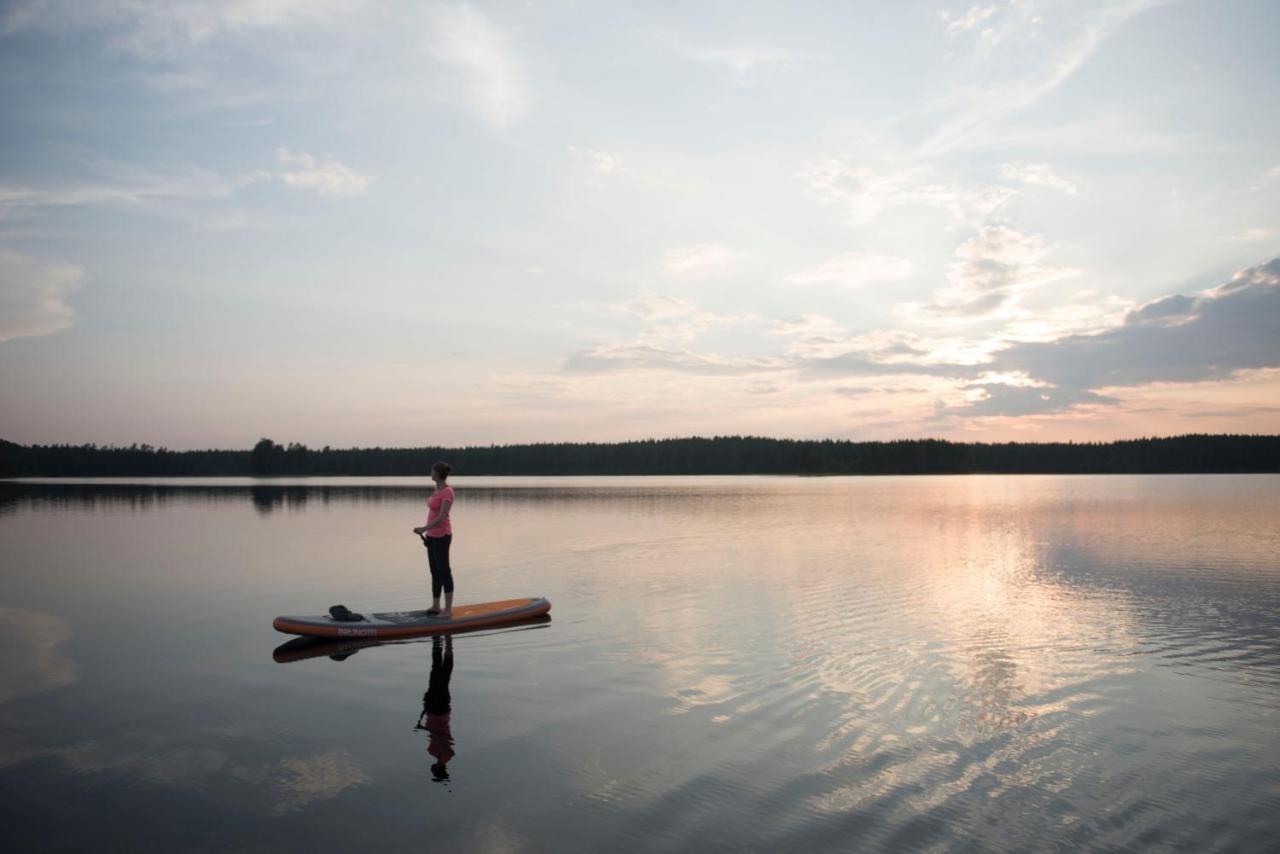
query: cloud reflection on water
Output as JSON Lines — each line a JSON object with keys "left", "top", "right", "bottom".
{"left": 0, "top": 605, "right": 77, "bottom": 705}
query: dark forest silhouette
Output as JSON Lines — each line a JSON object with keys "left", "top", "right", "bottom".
{"left": 1, "top": 434, "right": 1277, "bottom": 477}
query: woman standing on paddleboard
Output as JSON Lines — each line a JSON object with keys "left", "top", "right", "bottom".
{"left": 413, "top": 462, "right": 455, "bottom": 617}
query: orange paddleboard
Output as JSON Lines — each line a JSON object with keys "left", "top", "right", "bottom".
{"left": 273, "top": 597, "right": 551, "bottom": 639}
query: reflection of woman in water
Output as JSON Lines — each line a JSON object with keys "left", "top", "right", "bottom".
{"left": 412, "top": 462, "right": 455, "bottom": 618}
{"left": 415, "top": 635, "right": 454, "bottom": 782}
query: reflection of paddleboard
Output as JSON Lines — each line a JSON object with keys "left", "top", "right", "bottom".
{"left": 273, "top": 597, "right": 551, "bottom": 639}
{"left": 272, "top": 614, "right": 552, "bottom": 663}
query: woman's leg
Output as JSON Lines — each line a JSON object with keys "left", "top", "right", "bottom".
{"left": 426, "top": 537, "right": 443, "bottom": 610}
{"left": 439, "top": 535, "right": 454, "bottom": 616}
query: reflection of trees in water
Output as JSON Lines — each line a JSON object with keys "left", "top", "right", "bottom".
{"left": 0, "top": 481, "right": 763, "bottom": 514}
{"left": 249, "top": 486, "right": 314, "bottom": 515}
{"left": 0, "top": 484, "right": 217, "bottom": 513}
{"left": 0, "top": 483, "right": 436, "bottom": 513}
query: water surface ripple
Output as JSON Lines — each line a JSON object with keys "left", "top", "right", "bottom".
{"left": 1, "top": 475, "right": 1278, "bottom": 852}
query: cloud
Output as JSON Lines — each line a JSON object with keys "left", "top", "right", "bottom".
{"left": 578, "top": 289, "right": 756, "bottom": 350}
{"left": 563, "top": 342, "right": 782, "bottom": 376}
{"left": 834, "top": 384, "right": 931, "bottom": 397}
{"left": 570, "top": 146, "right": 618, "bottom": 175}
{"left": 991, "top": 257, "right": 1280, "bottom": 387}
{"left": 909, "top": 226, "right": 1080, "bottom": 319}
{"left": 1230, "top": 227, "right": 1277, "bottom": 243}
{"left": 938, "top": 257, "right": 1280, "bottom": 417}
{"left": 787, "top": 325, "right": 973, "bottom": 374}
{"left": 0, "top": 150, "right": 368, "bottom": 215}
{"left": 796, "top": 351, "right": 952, "bottom": 379}
{"left": 661, "top": 244, "right": 743, "bottom": 278}
{"left": 784, "top": 252, "right": 914, "bottom": 289}
{"left": 133, "top": 69, "right": 212, "bottom": 92}
{"left": 937, "top": 383, "right": 1117, "bottom": 418}
{"left": 596, "top": 291, "right": 699, "bottom": 322}
{"left": 921, "top": 1, "right": 1172, "bottom": 155}
{"left": 0, "top": 164, "right": 248, "bottom": 211}
{"left": 275, "top": 147, "right": 371, "bottom": 197}
{"left": 769, "top": 314, "right": 845, "bottom": 338}
{"left": 765, "top": 257, "right": 1279, "bottom": 423}
{"left": 220, "top": 0, "right": 362, "bottom": 29}
{"left": 999, "top": 162, "right": 1077, "bottom": 194}
{"left": 1125, "top": 293, "right": 1195, "bottom": 324}
{"left": 961, "top": 113, "right": 1194, "bottom": 157}
{"left": 567, "top": 290, "right": 765, "bottom": 373}
{"left": 995, "top": 293, "right": 1135, "bottom": 342}
{"left": 907, "top": 182, "right": 1018, "bottom": 224}
{"left": 425, "top": 2, "right": 529, "bottom": 130}
{"left": 746, "top": 381, "right": 780, "bottom": 395}
{"left": 581, "top": 269, "right": 1131, "bottom": 392}
{"left": 801, "top": 159, "right": 1016, "bottom": 226}
{"left": 801, "top": 160, "right": 912, "bottom": 225}
{"left": 0, "top": 249, "right": 83, "bottom": 343}
{"left": 678, "top": 43, "right": 795, "bottom": 79}
{"left": 938, "top": 0, "right": 1041, "bottom": 56}
{"left": 940, "top": 5, "right": 1000, "bottom": 36}
{"left": 773, "top": 308, "right": 1002, "bottom": 371}
{"left": 2, "top": 0, "right": 363, "bottom": 57}
{"left": 1183, "top": 405, "right": 1280, "bottom": 419}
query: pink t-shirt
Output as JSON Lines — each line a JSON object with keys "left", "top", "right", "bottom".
{"left": 425, "top": 485, "right": 455, "bottom": 537}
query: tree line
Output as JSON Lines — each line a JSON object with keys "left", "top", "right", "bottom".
{"left": 1, "top": 434, "right": 1277, "bottom": 477}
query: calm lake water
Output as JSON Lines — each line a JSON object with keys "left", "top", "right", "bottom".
{"left": 2, "top": 475, "right": 1279, "bottom": 852}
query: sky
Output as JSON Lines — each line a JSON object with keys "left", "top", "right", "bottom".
{"left": 0, "top": 0, "right": 1278, "bottom": 450}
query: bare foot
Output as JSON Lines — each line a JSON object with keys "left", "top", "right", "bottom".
{"left": 438, "top": 610, "right": 453, "bottom": 619}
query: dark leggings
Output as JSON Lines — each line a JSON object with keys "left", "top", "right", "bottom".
{"left": 426, "top": 534, "right": 454, "bottom": 598}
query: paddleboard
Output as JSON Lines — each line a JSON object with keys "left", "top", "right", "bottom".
{"left": 272, "top": 614, "right": 552, "bottom": 663}
{"left": 273, "top": 597, "right": 551, "bottom": 639}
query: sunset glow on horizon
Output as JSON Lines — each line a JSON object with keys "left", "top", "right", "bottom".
{"left": 1, "top": 1, "right": 1278, "bottom": 449}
